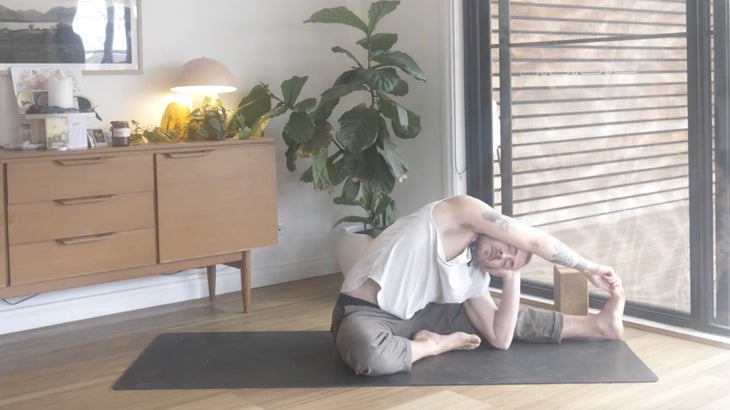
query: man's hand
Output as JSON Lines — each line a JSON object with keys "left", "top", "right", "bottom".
{"left": 584, "top": 264, "right": 622, "bottom": 294}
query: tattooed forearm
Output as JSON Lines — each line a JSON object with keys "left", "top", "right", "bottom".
{"left": 550, "top": 242, "right": 589, "bottom": 272}
{"left": 482, "top": 210, "right": 511, "bottom": 233}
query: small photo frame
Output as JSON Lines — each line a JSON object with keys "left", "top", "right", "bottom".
{"left": 87, "top": 128, "right": 107, "bottom": 148}
{"left": 32, "top": 90, "right": 48, "bottom": 108}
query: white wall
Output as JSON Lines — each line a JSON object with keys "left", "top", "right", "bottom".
{"left": 0, "top": 0, "right": 461, "bottom": 334}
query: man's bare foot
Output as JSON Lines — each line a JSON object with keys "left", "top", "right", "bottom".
{"left": 595, "top": 284, "right": 625, "bottom": 340}
{"left": 410, "top": 330, "right": 481, "bottom": 364}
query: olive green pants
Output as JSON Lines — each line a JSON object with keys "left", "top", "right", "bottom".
{"left": 331, "top": 295, "right": 563, "bottom": 376}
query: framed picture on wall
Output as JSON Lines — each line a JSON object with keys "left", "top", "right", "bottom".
{"left": 0, "top": 0, "right": 141, "bottom": 73}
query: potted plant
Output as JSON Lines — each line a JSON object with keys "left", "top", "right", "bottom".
{"left": 232, "top": 1, "right": 424, "bottom": 269}
{"left": 186, "top": 96, "right": 228, "bottom": 141}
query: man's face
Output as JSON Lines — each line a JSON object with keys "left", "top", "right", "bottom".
{"left": 471, "top": 235, "right": 531, "bottom": 271}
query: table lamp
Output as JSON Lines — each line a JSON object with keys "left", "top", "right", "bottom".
{"left": 170, "top": 57, "right": 237, "bottom": 97}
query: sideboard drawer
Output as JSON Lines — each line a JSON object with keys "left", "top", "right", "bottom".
{"left": 9, "top": 228, "right": 156, "bottom": 285}
{"left": 6, "top": 154, "right": 153, "bottom": 204}
{"left": 7, "top": 192, "right": 154, "bottom": 245}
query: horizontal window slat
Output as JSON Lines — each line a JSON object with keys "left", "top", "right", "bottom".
{"left": 514, "top": 131, "right": 686, "bottom": 157}
{"left": 508, "top": 22, "right": 686, "bottom": 36}
{"left": 505, "top": 155, "right": 688, "bottom": 185}
{"left": 510, "top": 47, "right": 686, "bottom": 60}
{"left": 496, "top": 71, "right": 686, "bottom": 89}
{"left": 512, "top": 143, "right": 686, "bottom": 173}
{"left": 509, "top": 97, "right": 686, "bottom": 115}
{"left": 512, "top": 177, "right": 688, "bottom": 213}
{"left": 507, "top": 0, "right": 686, "bottom": 16}
{"left": 521, "top": 200, "right": 688, "bottom": 235}
{"left": 511, "top": 84, "right": 687, "bottom": 103}
{"left": 510, "top": 61, "right": 687, "bottom": 75}
{"left": 513, "top": 188, "right": 689, "bottom": 226}
{"left": 494, "top": 163, "right": 687, "bottom": 192}
{"left": 513, "top": 111, "right": 687, "bottom": 133}
{"left": 515, "top": 119, "right": 687, "bottom": 144}
{"left": 512, "top": 167, "right": 688, "bottom": 200}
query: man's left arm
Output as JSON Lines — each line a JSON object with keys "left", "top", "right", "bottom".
{"left": 464, "top": 269, "right": 521, "bottom": 350}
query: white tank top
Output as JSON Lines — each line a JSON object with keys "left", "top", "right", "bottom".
{"left": 340, "top": 199, "right": 491, "bottom": 319}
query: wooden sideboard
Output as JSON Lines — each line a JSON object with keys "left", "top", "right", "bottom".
{"left": 0, "top": 138, "right": 277, "bottom": 312}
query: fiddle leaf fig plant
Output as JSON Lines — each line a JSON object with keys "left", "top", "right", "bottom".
{"left": 234, "top": 0, "right": 424, "bottom": 237}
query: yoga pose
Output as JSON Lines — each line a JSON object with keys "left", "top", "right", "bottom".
{"left": 331, "top": 194, "right": 625, "bottom": 376}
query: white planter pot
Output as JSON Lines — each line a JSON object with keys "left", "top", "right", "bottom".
{"left": 336, "top": 225, "right": 374, "bottom": 275}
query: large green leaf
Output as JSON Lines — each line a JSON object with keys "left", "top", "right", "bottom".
{"left": 337, "top": 105, "right": 381, "bottom": 152}
{"left": 389, "top": 80, "right": 409, "bottom": 96}
{"left": 375, "top": 194, "right": 396, "bottom": 226}
{"left": 343, "top": 146, "right": 394, "bottom": 195}
{"left": 332, "top": 46, "right": 363, "bottom": 67}
{"left": 311, "top": 149, "right": 332, "bottom": 191}
{"left": 293, "top": 97, "right": 317, "bottom": 113}
{"left": 284, "top": 139, "right": 299, "bottom": 172}
{"left": 343, "top": 150, "right": 367, "bottom": 182}
{"left": 314, "top": 96, "right": 340, "bottom": 122}
{"left": 372, "top": 51, "right": 426, "bottom": 81}
{"left": 327, "top": 153, "right": 348, "bottom": 187}
{"left": 284, "top": 111, "right": 315, "bottom": 144}
{"left": 340, "top": 176, "right": 360, "bottom": 200}
{"left": 382, "top": 127, "right": 409, "bottom": 181}
{"left": 334, "top": 69, "right": 360, "bottom": 85}
{"left": 381, "top": 96, "right": 408, "bottom": 125}
{"left": 322, "top": 81, "right": 366, "bottom": 100}
{"left": 367, "top": 1, "right": 400, "bottom": 34}
{"left": 305, "top": 6, "right": 368, "bottom": 33}
{"left": 302, "top": 122, "right": 333, "bottom": 156}
{"left": 237, "top": 84, "right": 272, "bottom": 128}
{"left": 281, "top": 75, "right": 308, "bottom": 107}
{"left": 361, "top": 67, "right": 401, "bottom": 94}
{"left": 300, "top": 165, "right": 313, "bottom": 181}
{"left": 320, "top": 68, "right": 365, "bottom": 100}
{"left": 357, "top": 33, "right": 397, "bottom": 53}
{"left": 368, "top": 148, "right": 396, "bottom": 194}
{"left": 249, "top": 115, "right": 270, "bottom": 138}
{"left": 379, "top": 98, "right": 421, "bottom": 139}
{"left": 333, "top": 195, "right": 360, "bottom": 206}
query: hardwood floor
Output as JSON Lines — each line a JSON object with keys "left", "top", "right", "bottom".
{"left": 1, "top": 273, "right": 729, "bottom": 409}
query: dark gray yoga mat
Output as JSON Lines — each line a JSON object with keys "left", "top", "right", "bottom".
{"left": 113, "top": 331, "right": 657, "bottom": 390}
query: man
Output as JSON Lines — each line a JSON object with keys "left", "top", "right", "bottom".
{"left": 331, "top": 195, "right": 624, "bottom": 376}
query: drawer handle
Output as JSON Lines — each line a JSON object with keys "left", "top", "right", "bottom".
{"left": 55, "top": 157, "right": 110, "bottom": 166}
{"left": 163, "top": 150, "right": 213, "bottom": 159}
{"left": 57, "top": 233, "right": 115, "bottom": 246}
{"left": 56, "top": 194, "right": 115, "bottom": 206}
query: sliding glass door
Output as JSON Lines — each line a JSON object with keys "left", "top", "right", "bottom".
{"left": 464, "top": 0, "right": 730, "bottom": 334}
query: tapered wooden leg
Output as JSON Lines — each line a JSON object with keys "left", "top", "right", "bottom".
{"left": 553, "top": 265, "right": 589, "bottom": 315}
{"left": 241, "top": 250, "right": 251, "bottom": 313}
{"left": 206, "top": 265, "right": 216, "bottom": 301}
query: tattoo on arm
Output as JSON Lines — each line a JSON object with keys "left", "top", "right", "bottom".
{"left": 482, "top": 210, "right": 511, "bottom": 233}
{"left": 550, "top": 242, "right": 589, "bottom": 272}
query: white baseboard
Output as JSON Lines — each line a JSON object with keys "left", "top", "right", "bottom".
{"left": 0, "top": 255, "right": 339, "bottom": 336}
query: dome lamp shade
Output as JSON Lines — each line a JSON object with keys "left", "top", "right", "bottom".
{"left": 170, "top": 57, "right": 237, "bottom": 94}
